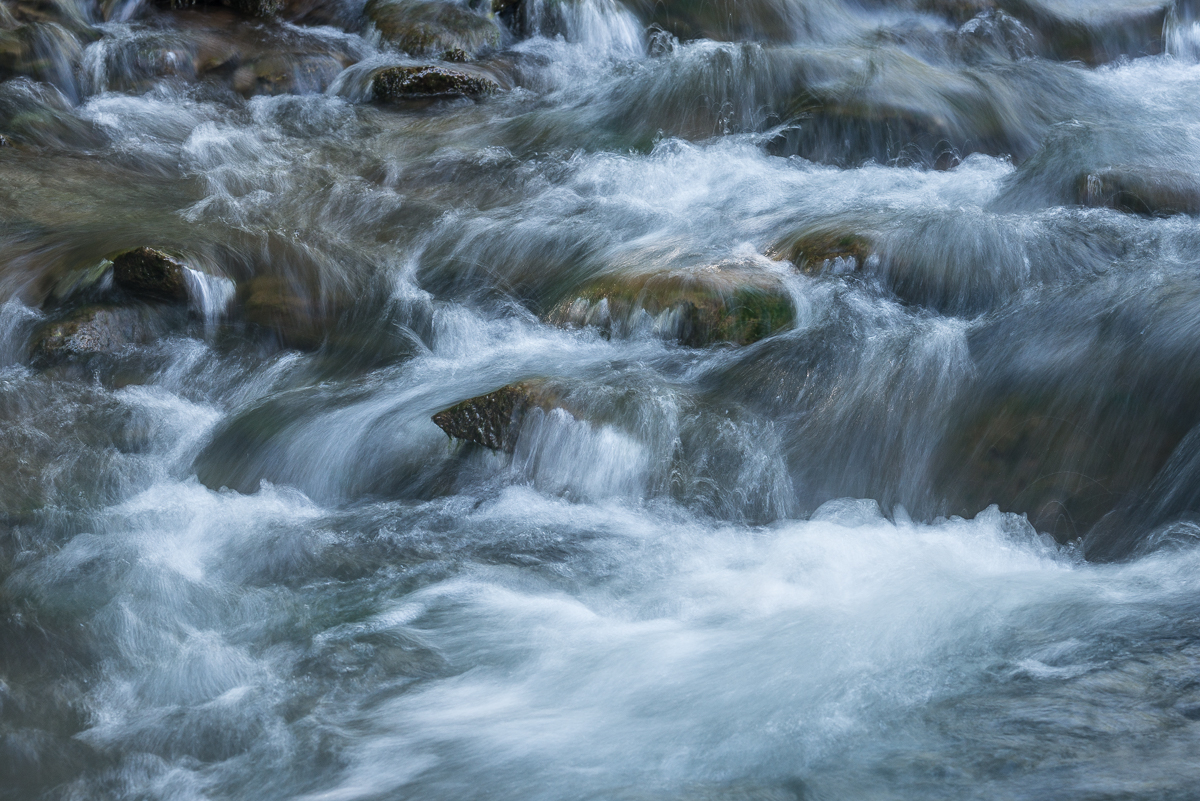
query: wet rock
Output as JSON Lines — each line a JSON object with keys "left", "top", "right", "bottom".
{"left": 154, "top": 0, "right": 283, "bottom": 18}
{"left": 232, "top": 52, "right": 348, "bottom": 96}
{"left": 110, "top": 247, "right": 189, "bottom": 304}
{"left": 371, "top": 63, "right": 498, "bottom": 100}
{"left": 28, "top": 305, "right": 155, "bottom": 365}
{"left": 549, "top": 263, "right": 793, "bottom": 348}
{"left": 365, "top": 0, "right": 503, "bottom": 59}
{"left": 0, "top": 21, "right": 83, "bottom": 91}
{"left": 768, "top": 228, "right": 880, "bottom": 275}
{"left": 1076, "top": 168, "right": 1200, "bottom": 217}
{"left": 239, "top": 276, "right": 330, "bottom": 350}
{"left": 996, "top": 0, "right": 1172, "bottom": 65}
{"left": 917, "top": 0, "right": 997, "bottom": 25}
{"left": 0, "top": 133, "right": 10, "bottom": 147}
{"left": 629, "top": 0, "right": 799, "bottom": 43}
{"left": 432, "top": 380, "right": 555, "bottom": 452}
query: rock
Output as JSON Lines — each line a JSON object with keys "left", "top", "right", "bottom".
{"left": 768, "top": 228, "right": 880, "bottom": 275}
{"left": 995, "top": 0, "right": 1172, "bottom": 65}
{"left": 628, "top": 0, "right": 799, "bottom": 43}
{"left": 365, "top": 0, "right": 503, "bottom": 59}
{"left": 239, "top": 276, "right": 330, "bottom": 350}
{"left": 917, "top": 0, "right": 997, "bottom": 25}
{"left": 28, "top": 305, "right": 154, "bottom": 364}
{"left": 371, "top": 64, "right": 498, "bottom": 100}
{"left": 0, "top": 133, "right": 10, "bottom": 147}
{"left": 548, "top": 262, "right": 794, "bottom": 347}
{"left": 432, "top": 380, "right": 555, "bottom": 452}
{"left": 1076, "top": 167, "right": 1200, "bottom": 217}
{"left": 110, "top": 247, "right": 189, "bottom": 304}
{"left": 153, "top": 0, "right": 283, "bottom": 18}
{"left": 232, "top": 52, "right": 348, "bottom": 96}
{"left": 0, "top": 22, "right": 84, "bottom": 91}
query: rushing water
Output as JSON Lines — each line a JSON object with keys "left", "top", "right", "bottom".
{"left": 6, "top": 0, "right": 1200, "bottom": 798}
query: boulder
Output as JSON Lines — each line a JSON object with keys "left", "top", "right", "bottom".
{"left": 153, "top": 0, "right": 283, "bottom": 18}
{"left": 371, "top": 64, "right": 498, "bottom": 100}
{"left": 548, "top": 263, "right": 793, "bottom": 347}
{"left": 768, "top": 228, "right": 880, "bottom": 275}
{"left": 110, "top": 247, "right": 189, "bottom": 304}
{"left": 28, "top": 305, "right": 154, "bottom": 364}
{"left": 432, "top": 380, "right": 558, "bottom": 452}
{"left": 365, "top": 0, "right": 503, "bottom": 59}
{"left": 239, "top": 276, "right": 332, "bottom": 350}
{"left": 232, "top": 52, "right": 348, "bottom": 96}
{"left": 995, "top": 0, "right": 1172, "bottom": 65}
{"left": 1076, "top": 167, "right": 1200, "bottom": 217}
{"left": 626, "top": 0, "right": 800, "bottom": 43}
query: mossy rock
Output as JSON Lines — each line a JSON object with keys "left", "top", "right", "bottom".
{"left": 768, "top": 228, "right": 880, "bottom": 275}
{"left": 1076, "top": 167, "right": 1200, "bottom": 217}
{"left": 110, "top": 247, "right": 189, "bottom": 304}
{"left": 549, "top": 264, "right": 793, "bottom": 347}
{"left": 153, "top": 0, "right": 283, "bottom": 18}
{"left": 371, "top": 64, "right": 498, "bottom": 100}
{"left": 365, "top": 0, "right": 503, "bottom": 59}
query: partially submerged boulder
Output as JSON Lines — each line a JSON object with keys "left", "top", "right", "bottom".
{"left": 371, "top": 63, "right": 499, "bottom": 100}
{"left": 548, "top": 263, "right": 793, "bottom": 347}
{"left": 239, "top": 275, "right": 333, "bottom": 350}
{"left": 28, "top": 305, "right": 156, "bottom": 364}
{"left": 365, "top": 0, "right": 503, "bottom": 59}
{"left": 996, "top": 0, "right": 1173, "bottom": 65}
{"left": 1076, "top": 167, "right": 1200, "bottom": 217}
{"left": 110, "top": 247, "right": 189, "bottom": 304}
{"left": 431, "top": 380, "right": 561, "bottom": 452}
{"left": 768, "top": 228, "right": 880, "bottom": 275}
{"left": 232, "top": 52, "right": 348, "bottom": 96}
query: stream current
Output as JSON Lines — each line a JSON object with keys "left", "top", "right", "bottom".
{"left": 6, "top": 0, "right": 1200, "bottom": 798}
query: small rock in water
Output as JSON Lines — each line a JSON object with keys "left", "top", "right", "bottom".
{"left": 372, "top": 64, "right": 498, "bottom": 100}
{"left": 1076, "top": 168, "right": 1200, "bottom": 217}
{"left": 769, "top": 228, "right": 880, "bottom": 275}
{"left": 28, "top": 305, "right": 150, "bottom": 364}
{"left": 432, "top": 380, "right": 557, "bottom": 452}
{"left": 111, "top": 247, "right": 189, "bottom": 304}
{"left": 549, "top": 263, "right": 793, "bottom": 347}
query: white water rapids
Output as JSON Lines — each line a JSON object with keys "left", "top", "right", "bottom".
{"left": 5, "top": 0, "right": 1200, "bottom": 799}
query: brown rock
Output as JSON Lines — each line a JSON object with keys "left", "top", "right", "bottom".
{"left": 29, "top": 305, "right": 150, "bottom": 364}
{"left": 371, "top": 64, "right": 498, "bottom": 100}
{"left": 432, "top": 380, "right": 565, "bottom": 452}
{"left": 549, "top": 263, "right": 793, "bottom": 347}
{"left": 1077, "top": 167, "right": 1200, "bottom": 217}
{"left": 111, "top": 247, "right": 189, "bottom": 303}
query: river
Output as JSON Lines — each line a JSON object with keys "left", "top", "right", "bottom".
{"left": 4, "top": 0, "right": 1200, "bottom": 798}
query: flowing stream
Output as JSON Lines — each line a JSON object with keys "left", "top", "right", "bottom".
{"left": 6, "top": 0, "right": 1200, "bottom": 798}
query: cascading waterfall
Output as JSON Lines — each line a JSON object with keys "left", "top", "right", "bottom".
{"left": 5, "top": 0, "right": 1200, "bottom": 799}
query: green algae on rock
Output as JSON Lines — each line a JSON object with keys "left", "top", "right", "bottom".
{"left": 549, "top": 263, "right": 793, "bottom": 348}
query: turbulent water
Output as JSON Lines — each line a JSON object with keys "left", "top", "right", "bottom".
{"left": 7, "top": 0, "right": 1200, "bottom": 798}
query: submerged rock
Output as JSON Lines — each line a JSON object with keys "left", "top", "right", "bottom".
{"left": 371, "top": 63, "right": 498, "bottom": 100}
{"left": 232, "top": 52, "right": 348, "bottom": 96}
{"left": 1076, "top": 168, "right": 1200, "bottom": 217}
{"left": 111, "top": 247, "right": 189, "bottom": 304}
{"left": 365, "top": 0, "right": 503, "bottom": 59}
{"left": 549, "top": 263, "right": 793, "bottom": 347}
{"left": 239, "top": 276, "right": 333, "bottom": 350}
